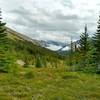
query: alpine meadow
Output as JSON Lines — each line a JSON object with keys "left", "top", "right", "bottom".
{"left": 0, "top": 0, "right": 100, "bottom": 100}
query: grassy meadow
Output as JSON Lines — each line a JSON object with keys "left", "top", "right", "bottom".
{"left": 0, "top": 67, "right": 100, "bottom": 100}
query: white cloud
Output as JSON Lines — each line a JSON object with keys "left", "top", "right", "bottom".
{"left": 0, "top": 0, "right": 100, "bottom": 43}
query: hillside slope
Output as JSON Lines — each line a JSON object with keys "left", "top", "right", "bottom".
{"left": 6, "top": 27, "right": 65, "bottom": 67}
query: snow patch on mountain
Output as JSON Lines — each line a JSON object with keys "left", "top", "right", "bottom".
{"left": 46, "top": 44, "right": 62, "bottom": 51}
{"left": 61, "top": 46, "right": 70, "bottom": 51}
{"left": 40, "top": 40, "right": 67, "bottom": 51}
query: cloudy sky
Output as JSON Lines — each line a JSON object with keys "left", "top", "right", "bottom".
{"left": 0, "top": 0, "right": 100, "bottom": 43}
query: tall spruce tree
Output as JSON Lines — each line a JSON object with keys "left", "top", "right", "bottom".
{"left": 79, "top": 25, "right": 89, "bottom": 53}
{"left": 93, "top": 15, "right": 100, "bottom": 70}
{"left": 84, "top": 43, "right": 97, "bottom": 72}
{"left": 0, "top": 9, "right": 9, "bottom": 72}
{"left": 79, "top": 25, "right": 89, "bottom": 68}
{"left": 69, "top": 37, "right": 73, "bottom": 67}
{"left": 35, "top": 55, "right": 43, "bottom": 68}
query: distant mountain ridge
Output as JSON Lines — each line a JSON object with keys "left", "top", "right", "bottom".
{"left": 40, "top": 40, "right": 67, "bottom": 51}
{"left": 58, "top": 40, "right": 80, "bottom": 52}
{"left": 6, "top": 27, "right": 79, "bottom": 53}
{"left": 6, "top": 27, "right": 67, "bottom": 51}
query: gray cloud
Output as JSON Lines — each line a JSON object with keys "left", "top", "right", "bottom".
{"left": 0, "top": 0, "right": 100, "bottom": 43}
{"left": 9, "top": 6, "right": 80, "bottom": 33}
{"left": 61, "top": 0, "right": 74, "bottom": 8}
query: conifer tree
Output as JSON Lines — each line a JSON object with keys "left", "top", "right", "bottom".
{"left": 69, "top": 37, "right": 73, "bottom": 67}
{"left": 0, "top": 9, "right": 9, "bottom": 72}
{"left": 84, "top": 43, "right": 97, "bottom": 72}
{"left": 79, "top": 25, "right": 89, "bottom": 68}
{"left": 35, "top": 55, "right": 43, "bottom": 68}
{"left": 93, "top": 15, "right": 100, "bottom": 71}
{"left": 79, "top": 25, "right": 89, "bottom": 53}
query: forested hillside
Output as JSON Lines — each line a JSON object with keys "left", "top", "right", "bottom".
{"left": 5, "top": 27, "right": 65, "bottom": 69}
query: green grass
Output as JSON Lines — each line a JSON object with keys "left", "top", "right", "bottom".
{"left": 0, "top": 67, "right": 100, "bottom": 100}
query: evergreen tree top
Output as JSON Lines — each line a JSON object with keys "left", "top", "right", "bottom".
{"left": 0, "top": 9, "right": 2, "bottom": 21}
{"left": 79, "top": 25, "right": 89, "bottom": 52}
{"left": 0, "top": 9, "right": 6, "bottom": 30}
{"left": 85, "top": 24, "right": 87, "bottom": 34}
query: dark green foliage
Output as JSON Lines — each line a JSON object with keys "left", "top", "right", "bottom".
{"left": 78, "top": 25, "right": 90, "bottom": 69}
{"left": 69, "top": 38, "right": 73, "bottom": 67}
{"left": 35, "top": 55, "right": 43, "bottom": 68}
{"left": 79, "top": 26, "right": 89, "bottom": 53}
{"left": 68, "top": 26, "right": 97, "bottom": 72}
{"left": 83, "top": 43, "right": 97, "bottom": 73}
{"left": 93, "top": 15, "right": 100, "bottom": 71}
{"left": 0, "top": 10, "right": 9, "bottom": 72}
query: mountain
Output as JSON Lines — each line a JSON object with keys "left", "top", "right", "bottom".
{"left": 6, "top": 27, "right": 41, "bottom": 46}
{"left": 57, "top": 40, "right": 80, "bottom": 56}
{"left": 40, "top": 40, "right": 67, "bottom": 51}
{"left": 39, "top": 39, "right": 80, "bottom": 52}
{"left": 7, "top": 27, "right": 67, "bottom": 51}
{"left": 7, "top": 27, "right": 80, "bottom": 54}
{"left": 6, "top": 27, "right": 65, "bottom": 67}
